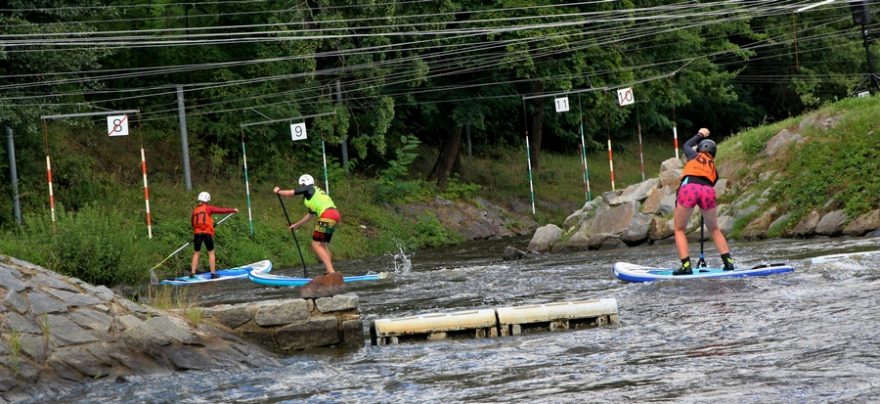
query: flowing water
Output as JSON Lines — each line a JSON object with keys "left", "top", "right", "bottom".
{"left": 38, "top": 236, "right": 880, "bottom": 403}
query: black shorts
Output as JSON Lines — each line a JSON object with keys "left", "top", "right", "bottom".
{"left": 193, "top": 234, "right": 214, "bottom": 252}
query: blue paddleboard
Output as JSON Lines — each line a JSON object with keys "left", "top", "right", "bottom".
{"left": 160, "top": 260, "right": 272, "bottom": 285}
{"left": 248, "top": 271, "right": 388, "bottom": 287}
{"left": 613, "top": 262, "right": 794, "bottom": 283}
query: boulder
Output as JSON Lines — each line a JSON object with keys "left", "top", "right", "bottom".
{"left": 761, "top": 128, "right": 804, "bottom": 158}
{"left": 607, "top": 179, "right": 659, "bottom": 206}
{"left": 843, "top": 209, "right": 880, "bottom": 236}
{"left": 254, "top": 299, "right": 311, "bottom": 327}
{"left": 527, "top": 224, "right": 563, "bottom": 253}
{"left": 621, "top": 213, "right": 653, "bottom": 245}
{"left": 316, "top": 293, "right": 359, "bottom": 313}
{"left": 815, "top": 210, "right": 847, "bottom": 236}
{"left": 502, "top": 246, "right": 529, "bottom": 261}
{"left": 741, "top": 207, "right": 777, "bottom": 239}
{"left": 648, "top": 217, "right": 674, "bottom": 240}
{"left": 660, "top": 157, "right": 684, "bottom": 172}
{"left": 589, "top": 201, "right": 637, "bottom": 236}
{"left": 552, "top": 232, "right": 590, "bottom": 253}
{"left": 659, "top": 168, "right": 683, "bottom": 189}
{"left": 587, "top": 233, "right": 625, "bottom": 250}
{"left": 784, "top": 210, "right": 822, "bottom": 237}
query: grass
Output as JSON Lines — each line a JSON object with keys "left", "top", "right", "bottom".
{"left": 718, "top": 95, "right": 880, "bottom": 234}
{"left": 6, "top": 330, "right": 21, "bottom": 376}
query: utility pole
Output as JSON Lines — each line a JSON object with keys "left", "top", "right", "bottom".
{"left": 5, "top": 126, "right": 21, "bottom": 225}
{"left": 336, "top": 79, "right": 349, "bottom": 172}
{"left": 177, "top": 86, "right": 193, "bottom": 191}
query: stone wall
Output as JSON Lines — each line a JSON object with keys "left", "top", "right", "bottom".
{"left": 200, "top": 294, "right": 364, "bottom": 353}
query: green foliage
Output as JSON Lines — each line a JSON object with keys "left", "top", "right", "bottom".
{"left": 0, "top": 206, "right": 154, "bottom": 286}
{"left": 441, "top": 178, "right": 482, "bottom": 200}
{"left": 376, "top": 135, "right": 430, "bottom": 203}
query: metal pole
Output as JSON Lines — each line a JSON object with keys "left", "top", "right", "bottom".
{"left": 321, "top": 140, "right": 329, "bottom": 195}
{"left": 177, "top": 86, "right": 193, "bottom": 191}
{"left": 240, "top": 130, "right": 255, "bottom": 239}
{"left": 137, "top": 111, "right": 152, "bottom": 239}
{"left": 863, "top": 27, "right": 879, "bottom": 91}
{"left": 42, "top": 120, "right": 56, "bottom": 231}
{"left": 637, "top": 103, "right": 645, "bottom": 181}
{"left": 5, "top": 126, "right": 21, "bottom": 225}
{"left": 526, "top": 135, "right": 536, "bottom": 216}
{"left": 336, "top": 79, "right": 349, "bottom": 172}
{"left": 578, "top": 94, "right": 591, "bottom": 202}
{"left": 466, "top": 124, "right": 472, "bottom": 156}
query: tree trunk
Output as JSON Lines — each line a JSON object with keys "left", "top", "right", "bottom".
{"left": 530, "top": 81, "right": 544, "bottom": 170}
{"left": 428, "top": 125, "right": 463, "bottom": 190}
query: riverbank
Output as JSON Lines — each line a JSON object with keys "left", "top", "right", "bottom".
{"left": 528, "top": 96, "right": 880, "bottom": 253}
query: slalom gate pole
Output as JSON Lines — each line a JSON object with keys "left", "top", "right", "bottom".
{"left": 241, "top": 129, "right": 255, "bottom": 239}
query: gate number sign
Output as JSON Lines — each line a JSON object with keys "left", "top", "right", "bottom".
{"left": 554, "top": 97, "right": 570, "bottom": 113}
{"left": 290, "top": 122, "right": 307, "bottom": 141}
{"left": 617, "top": 87, "right": 635, "bottom": 106}
{"left": 107, "top": 115, "right": 129, "bottom": 137}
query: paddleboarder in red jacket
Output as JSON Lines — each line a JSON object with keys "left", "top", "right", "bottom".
{"left": 191, "top": 192, "right": 238, "bottom": 279}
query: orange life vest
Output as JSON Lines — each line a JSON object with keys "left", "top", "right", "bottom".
{"left": 681, "top": 152, "right": 718, "bottom": 184}
{"left": 191, "top": 204, "right": 215, "bottom": 235}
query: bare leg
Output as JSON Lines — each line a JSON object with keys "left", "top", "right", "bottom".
{"left": 311, "top": 240, "right": 336, "bottom": 274}
{"left": 190, "top": 251, "right": 200, "bottom": 275}
{"left": 673, "top": 204, "right": 695, "bottom": 259}
{"left": 208, "top": 250, "right": 216, "bottom": 274}
{"left": 701, "top": 208, "right": 730, "bottom": 254}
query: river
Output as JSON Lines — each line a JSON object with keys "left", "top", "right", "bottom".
{"left": 36, "top": 236, "right": 880, "bottom": 403}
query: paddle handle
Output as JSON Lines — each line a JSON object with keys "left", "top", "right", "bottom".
{"left": 277, "top": 193, "right": 308, "bottom": 277}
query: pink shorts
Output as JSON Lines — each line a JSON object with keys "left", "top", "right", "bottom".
{"left": 676, "top": 183, "right": 717, "bottom": 210}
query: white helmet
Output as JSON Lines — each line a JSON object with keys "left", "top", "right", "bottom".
{"left": 298, "top": 174, "right": 315, "bottom": 186}
{"left": 197, "top": 192, "right": 211, "bottom": 203}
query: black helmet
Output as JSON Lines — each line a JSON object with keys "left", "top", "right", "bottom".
{"left": 698, "top": 139, "right": 717, "bottom": 157}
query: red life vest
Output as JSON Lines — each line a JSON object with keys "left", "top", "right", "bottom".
{"left": 192, "top": 204, "right": 215, "bottom": 235}
{"left": 681, "top": 152, "right": 718, "bottom": 184}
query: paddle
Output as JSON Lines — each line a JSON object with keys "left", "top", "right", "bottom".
{"left": 149, "top": 212, "right": 236, "bottom": 285}
{"left": 276, "top": 193, "right": 308, "bottom": 277}
{"left": 696, "top": 215, "right": 707, "bottom": 268}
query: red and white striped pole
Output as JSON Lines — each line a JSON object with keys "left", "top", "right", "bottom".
{"left": 46, "top": 155, "right": 56, "bottom": 226}
{"left": 673, "top": 126, "right": 680, "bottom": 160}
{"left": 141, "top": 147, "right": 153, "bottom": 239}
{"left": 607, "top": 137, "right": 616, "bottom": 191}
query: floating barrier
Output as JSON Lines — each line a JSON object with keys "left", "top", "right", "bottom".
{"left": 496, "top": 298, "right": 619, "bottom": 336}
{"left": 370, "top": 298, "right": 618, "bottom": 346}
{"left": 371, "top": 309, "right": 497, "bottom": 346}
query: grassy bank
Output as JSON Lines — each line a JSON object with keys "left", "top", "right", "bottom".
{"left": 718, "top": 95, "right": 880, "bottom": 235}
{"left": 0, "top": 133, "right": 672, "bottom": 287}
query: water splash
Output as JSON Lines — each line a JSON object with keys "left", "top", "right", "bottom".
{"left": 390, "top": 240, "right": 412, "bottom": 275}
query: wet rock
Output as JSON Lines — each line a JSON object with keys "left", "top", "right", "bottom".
{"left": 316, "top": 293, "right": 358, "bottom": 313}
{"left": 254, "top": 299, "right": 310, "bottom": 327}
{"left": 300, "top": 273, "right": 346, "bottom": 299}
{"left": 553, "top": 232, "right": 590, "bottom": 253}
{"left": 502, "top": 245, "right": 529, "bottom": 261}
{"left": 274, "top": 316, "right": 339, "bottom": 351}
{"left": 527, "top": 224, "right": 563, "bottom": 253}
{"left": 165, "top": 346, "right": 209, "bottom": 371}
{"left": 341, "top": 320, "right": 365, "bottom": 349}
